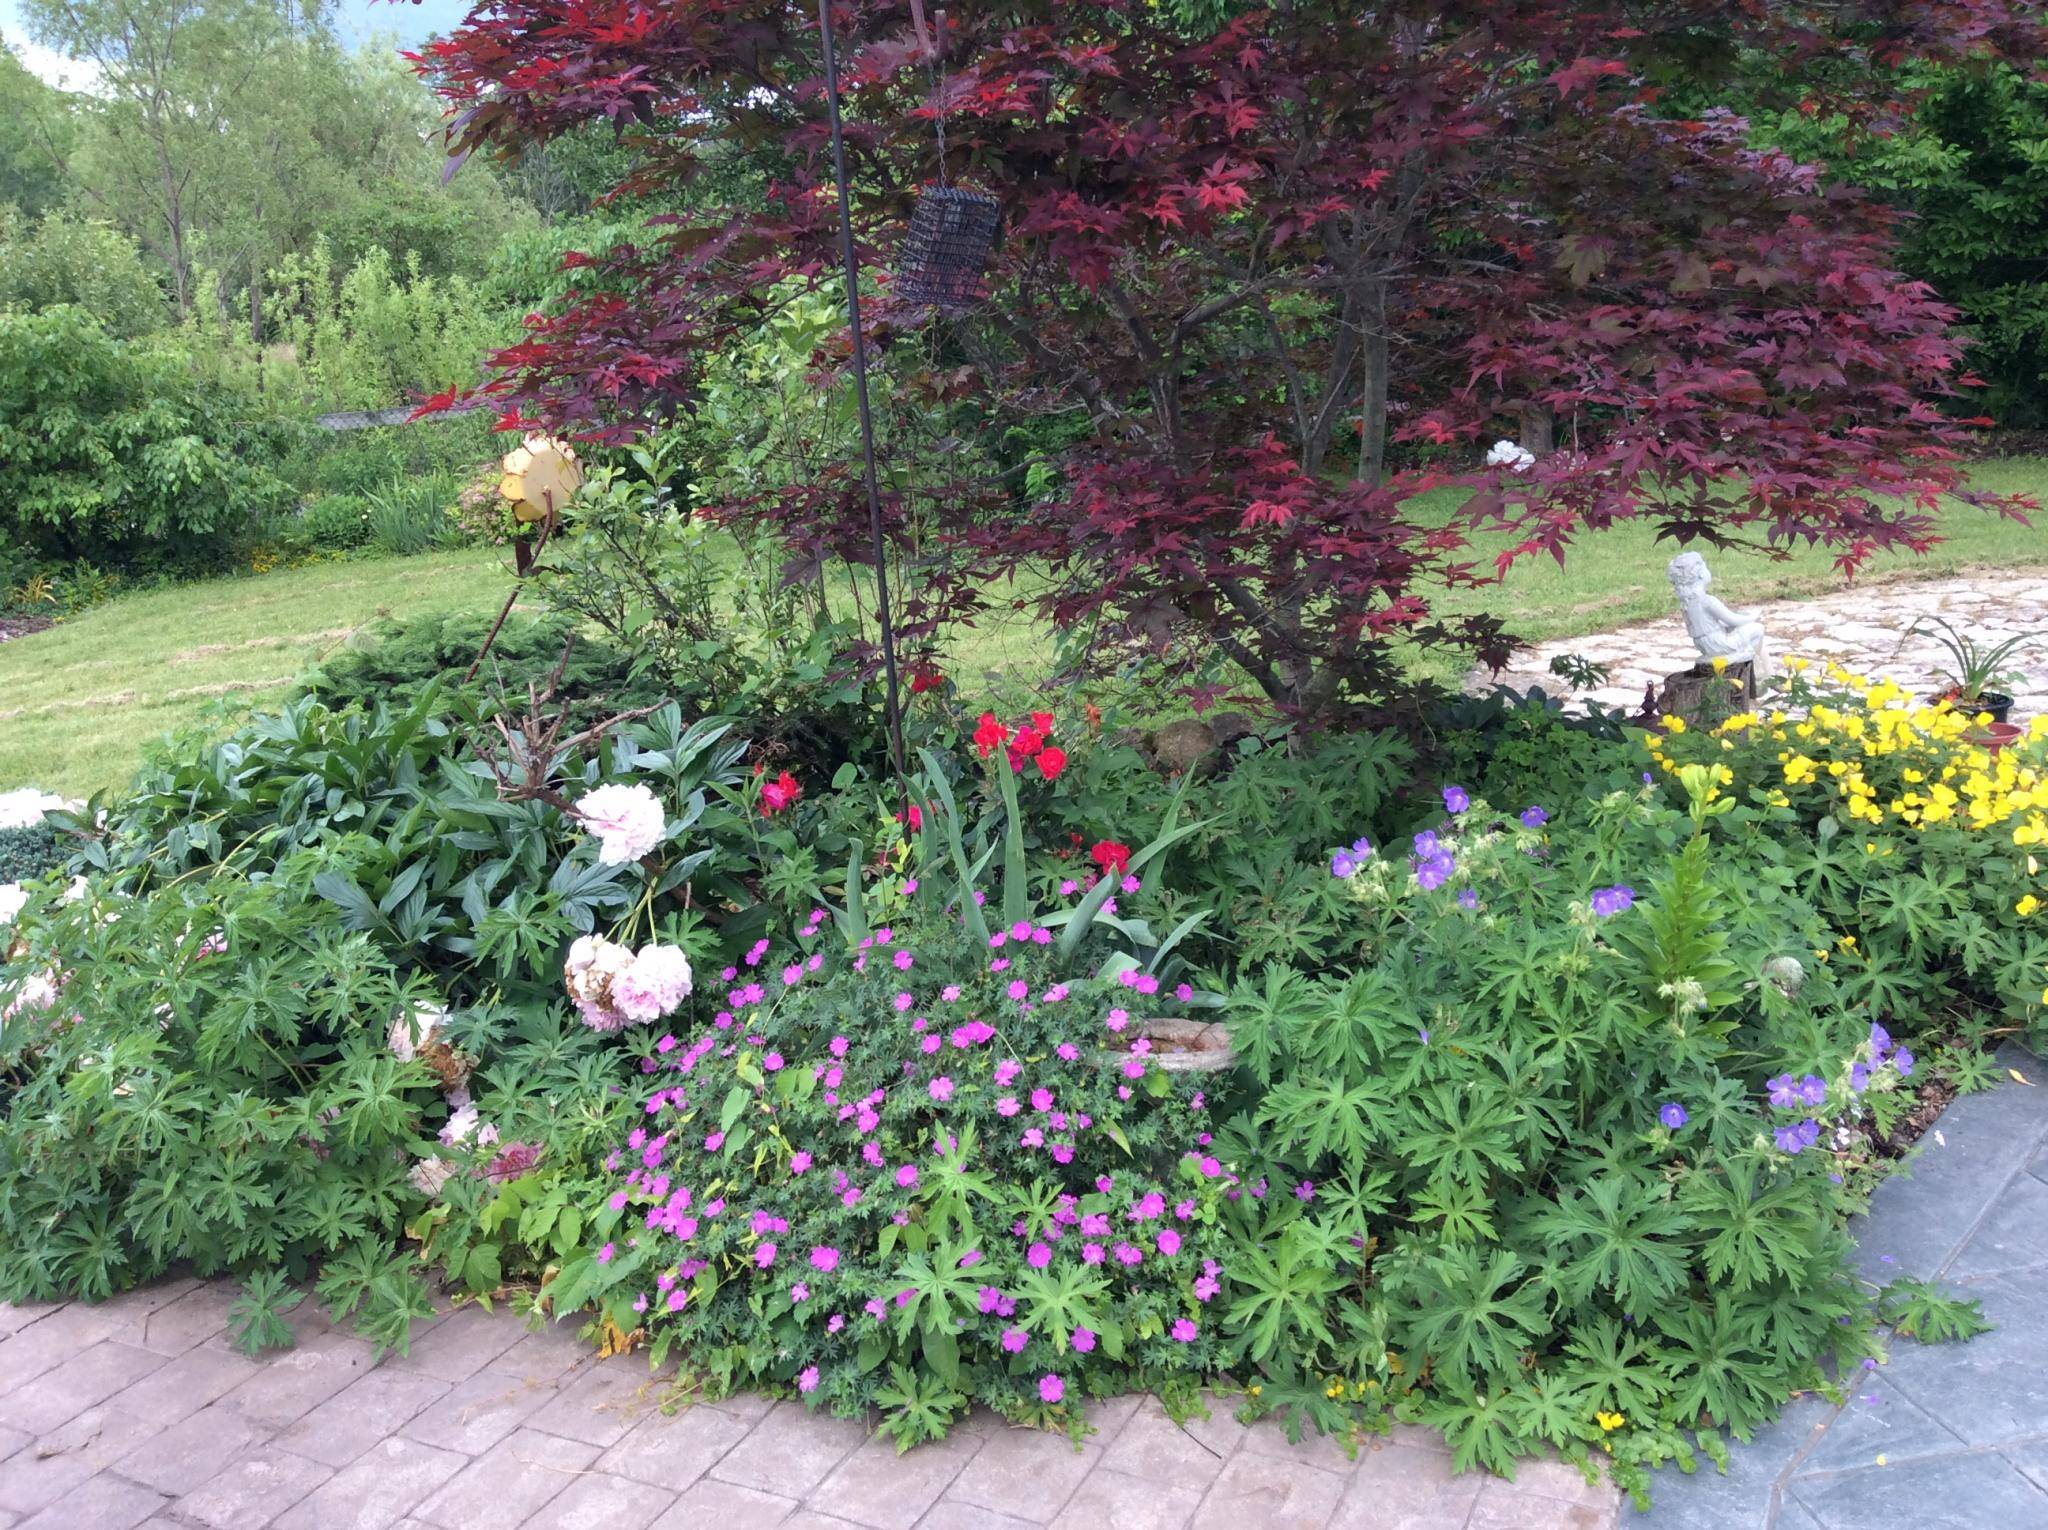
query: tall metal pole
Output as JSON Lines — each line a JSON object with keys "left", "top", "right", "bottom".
{"left": 818, "top": 0, "right": 909, "bottom": 782}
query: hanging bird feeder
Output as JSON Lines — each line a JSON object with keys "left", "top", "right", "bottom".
{"left": 497, "top": 435, "right": 583, "bottom": 525}
{"left": 898, "top": 186, "right": 1001, "bottom": 313}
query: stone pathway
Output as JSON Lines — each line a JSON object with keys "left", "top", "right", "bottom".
{"left": 1485, "top": 570, "right": 2048, "bottom": 717}
{"left": 5, "top": 1054, "right": 2046, "bottom": 1530}
{"left": 0, "top": 1299, "right": 1613, "bottom": 1529}
{"left": 1638, "top": 1043, "right": 2048, "bottom": 1528}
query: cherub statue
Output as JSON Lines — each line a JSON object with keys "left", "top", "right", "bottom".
{"left": 1667, "top": 551, "right": 1767, "bottom": 668}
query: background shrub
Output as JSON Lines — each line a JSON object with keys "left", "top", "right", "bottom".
{"left": 0, "top": 307, "right": 286, "bottom": 568}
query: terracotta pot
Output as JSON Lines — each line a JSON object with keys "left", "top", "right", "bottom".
{"left": 1976, "top": 720, "right": 2024, "bottom": 755}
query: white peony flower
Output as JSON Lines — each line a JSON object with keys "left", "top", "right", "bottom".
{"left": 1484, "top": 439, "right": 1536, "bottom": 473}
{"left": 574, "top": 783, "right": 666, "bottom": 866}
{"left": 0, "top": 884, "right": 26, "bottom": 926}
{"left": 612, "top": 943, "right": 694, "bottom": 1023}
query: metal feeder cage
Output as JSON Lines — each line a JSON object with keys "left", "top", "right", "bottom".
{"left": 898, "top": 187, "right": 1002, "bottom": 313}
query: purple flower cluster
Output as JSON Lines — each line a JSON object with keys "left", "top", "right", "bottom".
{"left": 1328, "top": 836, "right": 1373, "bottom": 879}
{"left": 1589, "top": 885, "right": 1635, "bottom": 918}
{"left": 1411, "top": 830, "right": 1456, "bottom": 892}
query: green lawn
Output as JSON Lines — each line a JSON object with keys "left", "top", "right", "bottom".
{"left": 3, "top": 461, "right": 2045, "bottom": 798}
{"left": 0, "top": 549, "right": 512, "bottom": 798}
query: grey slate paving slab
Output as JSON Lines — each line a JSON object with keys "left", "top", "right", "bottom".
{"left": 0, "top": 1343, "right": 167, "bottom": 1436}
{"left": 649, "top": 1476, "right": 797, "bottom": 1529}
{"left": 594, "top": 1402, "right": 751, "bottom": 1493}
{"left": 271, "top": 1434, "right": 466, "bottom": 1530}
{"left": 415, "top": 1426, "right": 598, "bottom": 1529}
{"left": 1789, "top": 1453, "right": 2048, "bottom": 1530}
{"left": 520, "top": 1469, "right": 675, "bottom": 1530}
{"left": 171, "top": 1444, "right": 335, "bottom": 1529}
{"left": 14, "top": 1471, "right": 166, "bottom": 1530}
{"left": 276, "top": 1368, "right": 450, "bottom": 1467}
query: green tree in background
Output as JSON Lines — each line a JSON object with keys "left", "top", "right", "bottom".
{"left": 0, "top": 210, "right": 165, "bottom": 336}
{"left": 0, "top": 44, "right": 73, "bottom": 217}
{"left": 16, "top": 0, "right": 528, "bottom": 322}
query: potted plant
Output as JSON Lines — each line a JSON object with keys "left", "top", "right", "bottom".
{"left": 1911, "top": 615, "right": 2041, "bottom": 725}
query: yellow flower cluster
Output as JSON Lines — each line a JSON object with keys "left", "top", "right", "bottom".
{"left": 1647, "top": 664, "right": 2048, "bottom": 841}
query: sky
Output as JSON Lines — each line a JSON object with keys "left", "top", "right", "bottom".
{"left": 0, "top": 0, "right": 472, "bottom": 84}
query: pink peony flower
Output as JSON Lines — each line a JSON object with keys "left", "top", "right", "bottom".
{"left": 575, "top": 782, "right": 666, "bottom": 865}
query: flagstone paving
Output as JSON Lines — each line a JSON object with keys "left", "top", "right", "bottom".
{"left": 3, "top": 1051, "right": 2045, "bottom": 1530}
{"left": 1482, "top": 570, "right": 2048, "bottom": 717}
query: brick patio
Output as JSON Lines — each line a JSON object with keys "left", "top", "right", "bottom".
{"left": 0, "top": 1282, "right": 1618, "bottom": 1530}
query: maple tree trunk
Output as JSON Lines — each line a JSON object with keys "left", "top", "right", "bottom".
{"left": 1356, "top": 276, "right": 1390, "bottom": 487}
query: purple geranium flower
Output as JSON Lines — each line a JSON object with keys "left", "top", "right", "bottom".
{"left": 1773, "top": 1119, "right": 1820, "bottom": 1155}
{"left": 1520, "top": 805, "right": 1548, "bottom": 828}
{"left": 1443, "top": 785, "right": 1471, "bottom": 814}
{"left": 1589, "top": 885, "right": 1635, "bottom": 918}
{"left": 1658, "top": 1103, "right": 1688, "bottom": 1130}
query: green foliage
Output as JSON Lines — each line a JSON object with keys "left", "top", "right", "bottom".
{"left": 296, "top": 494, "right": 375, "bottom": 551}
{"left": 301, "top": 612, "right": 661, "bottom": 727}
{"left": 228, "top": 1269, "right": 304, "bottom": 1355}
{"left": 262, "top": 242, "right": 509, "bottom": 412}
{"left": 0, "top": 211, "right": 166, "bottom": 338}
{"left": 1877, "top": 1278, "right": 1993, "bottom": 1344}
{"left": 1218, "top": 786, "right": 1883, "bottom": 1492}
{"left": 0, "top": 51, "right": 71, "bottom": 219}
{"left": 0, "top": 306, "right": 285, "bottom": 567}
{"left": 533, "top": 443, "right": 891, "bottom": 766}
{"left": 0, "top": 872, "right": 430, "bottom": 1301}
{"left": 0, "top": 823, "right": 63, "bottom": 883}
{"left": 362, "top": 473, "right": 462, "bottom": 557}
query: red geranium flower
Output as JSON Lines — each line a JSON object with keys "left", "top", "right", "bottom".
{"left": 1031, "top": 711, "right": 1055, "bottom": 734}
{"left": 909, "top": 667, "right": 946, "bottom": 695}
{"left": 1011, "top": 726, "right": 1044, "bottom": 758}
{"left": 973, "top": 712, "right": 1009, "bottom": 759}
{"left": 1091, "top": 840, "right": 1131, "bottom": 875}
{"left": 761, "top": 769, "right": 802, "bottom": 815}
{"left": 1035, "top": 746, "right": 1068, "bottom": 781}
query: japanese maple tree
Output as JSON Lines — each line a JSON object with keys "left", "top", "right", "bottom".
{"left": 415, "top": 0, "right": 2041, "bottom": 723}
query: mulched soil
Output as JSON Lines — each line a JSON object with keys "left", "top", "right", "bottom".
{"left": 1874, "top": 1076, "right": 1960, "bottom": 1158}
{"left": 0, "top": 614, "right": 53, "bottom": 644}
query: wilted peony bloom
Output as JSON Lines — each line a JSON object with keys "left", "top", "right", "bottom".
{"left": 440, "top": 1104, "right": 483, "bottom": 1147}
{"left": 388, "top": 1002, "right": 450, "bottom": 1063}
{"left": 575, "top": 782, "right": 667, "bottom": 865}
{"left": 408, "top": 1156, "right": 457, "bottom": 1198}
{"left": 565, "top": 935, "right": 691, "bottom": 1031}
{"left": 486, "top": 1141, "right": 543, "bottom": 1183}
{"left": 565, "top": 934, "right": 638, "bottom": 1031}
{"left": 2, "top": 968, "right": 59, "bottom": 1022}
